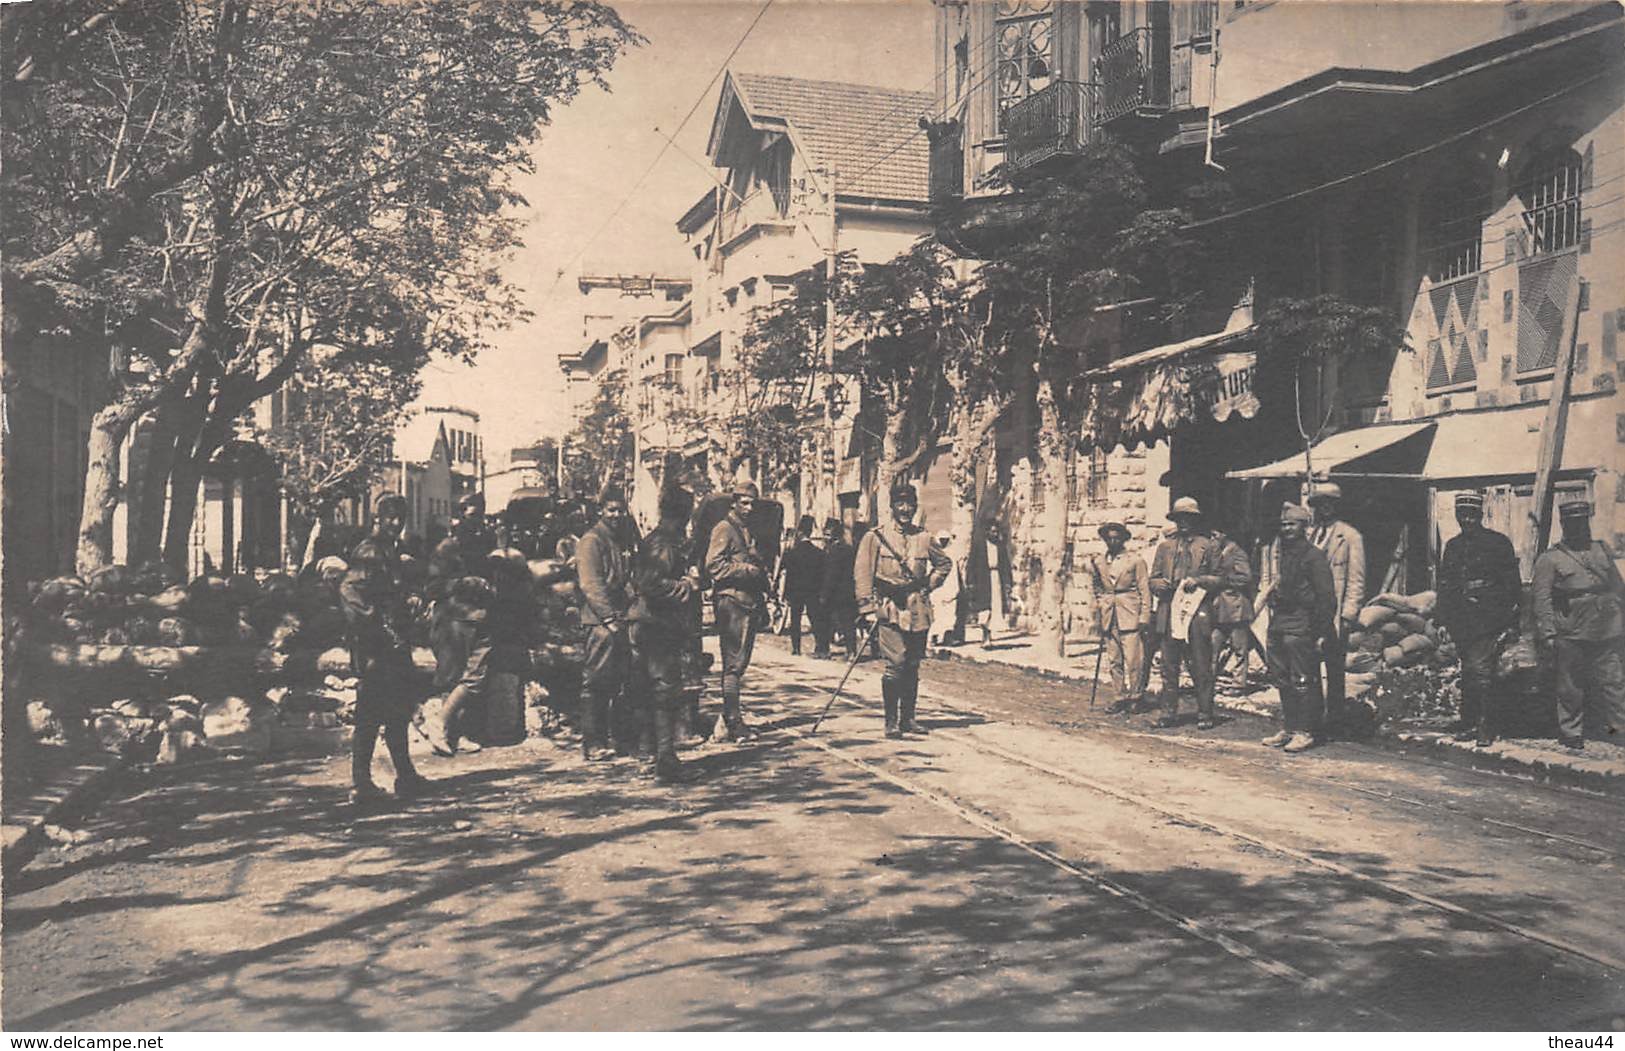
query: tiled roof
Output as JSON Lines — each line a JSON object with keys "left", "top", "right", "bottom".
{"left": 728, "top": 72, "right": 933, "bottom": 204}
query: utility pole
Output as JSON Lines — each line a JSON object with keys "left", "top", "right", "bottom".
{"left": 823, "top": 167, "right": 839, "bottom": 521}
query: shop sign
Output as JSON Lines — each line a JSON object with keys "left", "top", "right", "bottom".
{"left": 1203, "top": 351, "right": 1259, "bottom": 423}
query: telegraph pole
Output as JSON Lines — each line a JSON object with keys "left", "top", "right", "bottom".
{"left": 822, "top": 167, "right": 838, "bottom": 520}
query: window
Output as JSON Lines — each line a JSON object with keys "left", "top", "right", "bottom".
{"left": 1085, "top": 448, "right": 1110, "bottom": 508}
{"left": 1517, "top": 148, "right": 1583, "bottom": 256}
{"left": 1421, "top": 178, "right": 1489, "bottom": 282}
{"left": 995, "top": 0, "right": 1054, "bottom": 132}
{"left": 663, "top": 353, "right": 684, "bottom": 390}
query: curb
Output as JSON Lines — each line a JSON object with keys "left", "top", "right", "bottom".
{"left": 2, "top": 748, "right": 130, "bottom": 877}
{"left": 928, "top": 644, "right": 1625, "bottom": 799}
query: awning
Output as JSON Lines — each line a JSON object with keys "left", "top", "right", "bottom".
{"left": 1082, "top": 324, "right": 1254, "bottom": 380}
{"left": 1228, "top": 421, "right": 1436, "bottom": 480}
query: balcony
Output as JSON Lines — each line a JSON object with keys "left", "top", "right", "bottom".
{"left": 1003, "top": 80, "right": 1097, "bottom": 172}
{"left": 1093, "top": 27, "right": 1170, "bottom": 125}
{"left": 925, "top": 119, "right": 964, "bottom": 203}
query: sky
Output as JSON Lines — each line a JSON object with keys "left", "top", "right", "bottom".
{"left": 413, "top": 0, "right": 938, "bottom": 466}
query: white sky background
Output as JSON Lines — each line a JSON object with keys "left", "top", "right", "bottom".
{"left": 414, "top": 0, "right": 937, "bottom": 466}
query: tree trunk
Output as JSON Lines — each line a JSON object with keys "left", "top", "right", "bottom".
{"left": 877, "top": 409, "right": 908, "bottom": 507}
{"left": 1032, "top": 376, "right": 1071, "bottom": 658}
{"left": 162, "top": 448, "right": 206, "bottom": 573}
{"left": 127, "top": 405, "right": 179, "bottom": 565}
{"left": 75, "top": 396, "right": 148, "bottom": 578}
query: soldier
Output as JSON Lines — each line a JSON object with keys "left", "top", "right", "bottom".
{"left": 340, "top": 494, "right": 431, "bottom": 804}
{"left": 1532, "top": 501, "right": 1625, "bottom": 750}
{"left": 1088, "top": 522, "right": 1151, "bottom": 715}
{"left": 1309, "top": 483, "right": 1366, "bottom": 733}
{"left": 780, "top": 515, "right": 825, "bottom": 657}
{"left": 706, "top": 480, "right": 771, "bottom": 741}
{"left": 424, "top": 491, "right": 501, "bottom": 757}
{"left": 1261, "top": 503, "right": 1337, "bottom": 754}
{"left": 819, "top": 516, "right": 857, "bottom": 659}
{"left": 1437, "top": 490, "right": 1521, "bottom": 747}
{"left": 575, "top": 487, "right": 636, "bottom": 760}
{"left": 1149, "top": 497, "right": 1221, "bottom": 730}
{"left": 631, "top": 484, "right": 701, "bottom": 782}
{"left": 1208, "top": 530, "right": 1258, "bottom": 694}
{"left": 855, "top": 481, "right": 951, "bottom": 738}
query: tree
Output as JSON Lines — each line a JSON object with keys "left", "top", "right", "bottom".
{"left": 259, "top": 346, "right": 424, "bottom": 566}
{"left": 1255, "top": 294, "right": 1409, "bottom": 487}
{"left": 1, "top": 0, "right": 643, "bottom": 576}
{"left": 563, "top": 368, "right": 633, "bottom": 500}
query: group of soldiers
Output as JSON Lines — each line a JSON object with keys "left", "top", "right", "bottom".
{"left": 1086, "top": 486, "right": 1625, "bottom": 754}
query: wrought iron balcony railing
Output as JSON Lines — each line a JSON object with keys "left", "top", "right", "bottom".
{"left": 1004, "top": 80, "right": 1096, "bottom": 172}
{"left": 1092, "top": 27, "right": 1170, "bottom": 125}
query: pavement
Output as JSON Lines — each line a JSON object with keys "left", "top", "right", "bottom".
{"left": 930, "top": 628, "right": 1625, "bottom": 796}
{"left": 4, "top": 638, "right": 1624, "bottom": 1031}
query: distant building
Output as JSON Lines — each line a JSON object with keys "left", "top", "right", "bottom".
{"left": 396, "top": 405, "right": 483, "bottom": 502}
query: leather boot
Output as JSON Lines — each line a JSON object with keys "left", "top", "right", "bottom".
{"left": 722, "top": 690, "right": 756, "bottom": 741}
{"left": 1475, "top": 706, "right": 1494, "bottom": 748}
{"left": 580, "top": 692, "right": 613, "bottom": 760}
{"left": 899, "top": 682, "right": 926, "bottom": 735}
{"left": 654, "top": 703, "right": 692, "bottom": 783}
{"left": 883, "top": 680, "right": 901, "bottom": 738}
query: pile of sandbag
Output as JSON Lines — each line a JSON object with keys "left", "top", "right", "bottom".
{"left": 1343, "top": 589, "right": 1458, "bottom": 697}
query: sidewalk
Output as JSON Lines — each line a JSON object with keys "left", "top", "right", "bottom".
{"left": 2, "top": 742, "right": 129, "bottom": 876}
{"left": 930, "top": 628, "right": 1625, "bottom": 796}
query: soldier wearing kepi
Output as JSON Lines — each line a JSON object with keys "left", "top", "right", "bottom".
{"left": 631, "top": 484, "right": 700, "bottom": 783}
{"left": 1088, "top": 522, "right": 1151, "bottom": 715}
{"left": 340, "top": 494, "right": 431, "bottom": 804}
{"left": 1532, "top": 500, "right": 1625, "bottom": 750}
{"left": 574, "top": 487, "right": 636, "bottom": 761}
{"left": 1437, "top": 490, "right": 1521, "bottom": 747}
{"left": 1261, "top": 503, "right": 1337, "bottom": 754}
{"left": 855, "top": 481, "right": 951, "bottom": 738}
{"left": 706, "top": 479, "right": 771, "bottom": 741}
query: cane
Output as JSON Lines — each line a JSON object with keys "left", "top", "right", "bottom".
{"left": 1088, "top": 635, "right": 1106, "bottom": 709}
{"left": 811, "top": 620, "right": 880, "bottom": 734}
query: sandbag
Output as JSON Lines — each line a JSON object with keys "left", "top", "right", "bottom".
{"left": 144, "top": 586, "right": 190, "bottom": 614}
{"left": 1396, "top": 613, "right": 1430, "bottom": 635}
{"left": 34, "top": 578, "right": 87, "bottom": 616}
{"left": 1357, "top": 605, "right": 1397, "bottom": 629}
{"left": 1382, "top": 645, "right": 1407, "bottom": 667}
{"left": 1355, "top": 632, "right": 1385, "bottom": 654}
{"left": 1398, "top": 632, "right": 1435, "bottom": 656}
{"left": 87, "top": 564, "right": 133, "bottom": 595}
{"left": 201, "top": 695, "right": 275, "bottom": 752}
{"left": 1346, "top": 650, "right": 1382, "bottom": 674}
{"left": 1380, "top": 621, "right": 1406, "bottom": 642}
{"left": 157, "top": 617, "right": 204, "bottom": 646}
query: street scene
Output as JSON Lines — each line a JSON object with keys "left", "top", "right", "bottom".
{"left": 5, "top": 0, "right": 1625, "bottom": 1035}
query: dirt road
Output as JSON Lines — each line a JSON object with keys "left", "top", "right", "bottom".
{"left": 5, "top": 641, "right": 1622, "bottom": 1030}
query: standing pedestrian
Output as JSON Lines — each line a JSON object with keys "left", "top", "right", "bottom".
{"left": 855, "top": 481, "right": 951, "bottom": 738}
{"left": 780, "top": 515, "right": 825, "bottom": 657}
{"left": 631, "top": 484, "right": 700, "bottom": 782}
{"left": 1532, "top": 500, "right": 1625, "bottom": 750}
{"left": 1261, "top": 503, "right": 1338, "bottom": 753}
{"left": 706, "top": 480, "right": 771, "bottom": 741}
{"left": 1437, "top": 490, "right": 1521, "bottom": 747}
{"left": 574, "top": 487, "right": 635, "bottom": 761}
{"left": 340, "top": 495, "right": 431, "bottom": 804}
{"left": 819, "top": 516, "right": 856, "bottom": 660}
{"left": 1088, "top": 522, "right": 1151, "bottom": 714}
{"left": 1208, "top": 530, "right": 1258, "bottom": 694}
{"left": 930, "top": 530, "right": 963, "bottom": 646}
{"left": 424, "top": 492, "right": 500, "bottom": 754}
{"left": 1149, "top": 497, "right": 1221, "bottom": 730}
{"left": 1309, "top": 483, "right": 1366, "bottom": 734}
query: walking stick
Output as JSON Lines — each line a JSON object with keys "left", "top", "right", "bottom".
{"left": 811, "top": 620, "right": 879, "bottom": 734}
{"left": 1088, "top": 634, "right": 1106, "bottom": 709}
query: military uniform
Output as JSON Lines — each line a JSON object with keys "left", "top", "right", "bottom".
{"left": 820, "top": 526, "right": 858, "bottom": 658}
{"left": 780, "top": 535, "right": 826, "bottom": 656}
{"left": 855, "top": 507, "right": 951, "bottom": 736}
{"left": 1265, "top": 506, "right": 1337, "bottom": 748}
{"left": 706, "top": 496, "right": 770, "bottom": 739}
{"left": 1310, "top": 486, "right": 1366, "bottom": 727}
{"left": 1437, "top": 492, "right": 1520, "bottom": 743}
{"left": 1149, "top": 500, "right": 1221, "bottom": 727}
{"left": 632, "top": 512, "right": 698, "bottom": 780}
{"left": 340, "top": 530, "right": 426, "bottom": 797}
{"left": 1532, "top": 502, "right": 1625, "bottom": 746}
{"left": 575, "top": 515, "right": 634, "bottom": 757}
{"left": 426, "top": 520, "right": 501, "bottom": 748}
{"left": 1088, "top": 529, "right": 1151, "bottom": 710}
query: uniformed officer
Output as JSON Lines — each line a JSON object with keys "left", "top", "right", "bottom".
{"left": 1532, "top": 501, "right": 1625, "bottom": 750}
{"left": 1088, "top": 522, "right": 1151, "bottom": 714}
{"left": 855, "top": 481, "right": 951, "bottom": 738}
{"left": 425, "top": 492, "right": 501, "bottom": 754}
{"left": 1208, "top": 530, "right": 1257, "bottom": 694}
{"left": 1437, "top": 490, "right": 1521, "bottom": 747}
{"left": 1261, "top": 503, "right": 1337, "bottom": 754}
{"left": 820, "top": 517, "right": 858, "bottom": 659}
{"left": 340, "top": 494, "right": 431, "bottom": 804}
{"left": 574, "top": 487, "right": 636, "bottom": 760}
{"left": 631, "top": 484, "right": 700, "bottom": 782}
{"left": 1309, "top": 483, "right": 1366, "bottom": 733}
{"left": 1149, "top": 497, "right": 1222, "bottom": 730}
{"left": 706, "top": 480, "right": 770, "bottom": 741}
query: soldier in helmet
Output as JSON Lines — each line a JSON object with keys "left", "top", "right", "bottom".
{"left": 340, "top": 494, "right": 430, "bottom": 804}
{"left": 631, "top": 483, "right": 701, "bottom": 782}
{"left": 855, "top": 480, "right": 951, "bottom": 738}
{"left": 705, "top": 479, "right": 771, "bottom": 740}
{"left": 1532, "top": 500, "right": 1625, "bottom": 750}
{"left": 424, "top": 491, "right": 500, "bottom": 756}
{"left": 1437, "top": 490, "right": 1521, "bottom": 747}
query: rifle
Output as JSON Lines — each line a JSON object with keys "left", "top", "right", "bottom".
{"left": 811, "top": 618, "right": 881, "bottom": 734}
